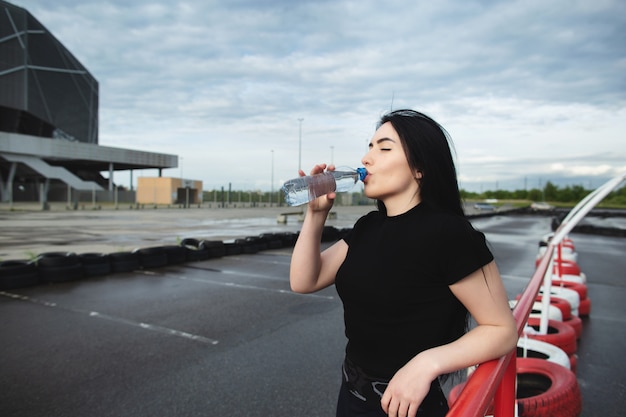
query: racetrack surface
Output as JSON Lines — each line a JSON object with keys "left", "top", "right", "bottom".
{"left": 1, "top": 209, "right": 624, "bottom": 416}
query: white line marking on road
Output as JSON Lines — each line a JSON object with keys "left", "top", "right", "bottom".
{"left": 0, "top": 291, "right": 219, "bottom": 345}
{"left": 175, "top": 275, "right": 335, "bottom": 300}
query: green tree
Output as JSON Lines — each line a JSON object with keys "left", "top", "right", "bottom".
{"left": 543, "top": 181, "right": 558, "bottom": 201}
{"left": 528, "top": 188, "right": 543, "bottom": 201}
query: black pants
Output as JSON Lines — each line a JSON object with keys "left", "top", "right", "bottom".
{"left": 336, "top": 358, "right": 448, "bottom": 417}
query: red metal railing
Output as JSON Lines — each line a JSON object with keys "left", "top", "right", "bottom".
{"left": 447, "top": 173, "right": 625, "bottom": 416}
{"left": 446, "top": 244, "right": 554, "bottom": 417}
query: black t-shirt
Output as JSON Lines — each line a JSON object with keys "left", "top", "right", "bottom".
{"left": 335, "top": 203, "right": 493, "bottom": 379}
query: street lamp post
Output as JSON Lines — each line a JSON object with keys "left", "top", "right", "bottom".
{"left": 298, "top": 118, "right": 303, "bottom": 172}
{"left": 270, "top": 149, "right": 274, "bottom": 207}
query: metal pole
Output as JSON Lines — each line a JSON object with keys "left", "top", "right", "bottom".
{"left": 539, "top": 172, "right": 626, "bottom": 334}
{"left": 298, "top": 118, "right": 303, "bottom": 172}
{"left": 270, "top": 149, "right": 274, "bottom": 207}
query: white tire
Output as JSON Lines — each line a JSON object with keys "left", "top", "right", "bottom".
{"left": 537, "top": 246, "right": 578, "bottom": 262}
{"left": 509, "top": 300, "right": 563, "bottom": 321}
{"left": 517, "top": 336, "right": 571, "bottom": 370}
{"left": 550, "top": 273, "right": 585, "bottom": 284}
{"left": 540, "top": 286, "right": 580, "bottom": 316}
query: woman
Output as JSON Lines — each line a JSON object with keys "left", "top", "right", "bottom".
{"left": 289, "top": 109, "right": 517, "bottom": 417}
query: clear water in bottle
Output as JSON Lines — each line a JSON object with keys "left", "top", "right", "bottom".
{"left": 281, "top": 168, "right": 367, "bottom": 206}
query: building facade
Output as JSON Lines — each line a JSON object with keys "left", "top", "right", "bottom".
{"left": 0, "top": 1, "right": 181, "bottom": 206}
{"left": 0, "top": 0, "right": 98, "bottom": 144}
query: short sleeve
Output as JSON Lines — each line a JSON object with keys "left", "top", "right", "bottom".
{"left": 437, "top": 216, "right": 494, "bottom": 285}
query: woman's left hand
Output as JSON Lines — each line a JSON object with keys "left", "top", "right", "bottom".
{"left": 380, "top": 356, "right": 436, "bottom": 417}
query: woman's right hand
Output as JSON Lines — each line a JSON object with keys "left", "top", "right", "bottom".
{"left": 302, "top": 163, "right": 336, "bottom": 213}
{"left": 289, "top": 163, "right": 347, "bottom": 294}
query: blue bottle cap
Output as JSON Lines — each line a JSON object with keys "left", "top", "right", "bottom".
{"left": 356, "top": 167, "right": 367, "bottom": 181}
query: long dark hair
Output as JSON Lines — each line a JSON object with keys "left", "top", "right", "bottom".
{"left": 376, "top": 109, "right": 464, "bottom": 217}
{"left": 377, "top": 111, "right": 485, "bottom": 385}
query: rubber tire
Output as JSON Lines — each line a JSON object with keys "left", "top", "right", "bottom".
{"left": 569, "top": 354, "right": 577, "bottom": 374}
{"left": 259, "top": 233, "right": 283, "bottom": 249}
{"left": 578, "top": 297, "right": 591, "bottom": 317}
{"left": 234, "top": 238, "right": 258, "bottom": 254}
{"left": 277, "top": 232, "right": 298, "bottom": 247}
{"left": 536, "top": 258, "right": 581, "bottom": 275}
{"left": 246, "top": 236, "right": 268, "bottom": 251}
{"left": 518, "top": 295, "right": 572, "bottom": 320}
{"left": 37, "top": 252, "right": 78, "bottom": 267}
{"left": 134, "top": 247, "right": 167, "bottom": 269}
{"left": 110, "top": 251, "right": 141, "bottom": 273}
{"left": 552, "top": 280, "right": 587, "bottom": 300}
{"left": 524, "top": 318, "right": 577, "bottom": 356}
{"left": 321, "top": 226, "right": 340, "bottom": 242}
{"left": 38, "top": 263, "right": 84, "bottom": 283}
{"left": 517, "top": 337, "right": 571, "bottom": 370}
{"left": 163, "top": 245, "right": 187, "bottom": 264}
{"left": 37, "top": 252, "right": 83, "bottom": 283}
{"left": 202, "top": 240, "right": 226, "bottom": 258}
{"left": 0, "top": 260, "right": 39, "bottom": 289}
{"left": 539, "top": 287, "right": 580, "bottom": 317}
{"left": 448, "top": 358, "right": 582, "bottom": 416}
{"left": 516, "top": 358, "right": 582, "bottom": 417}
{"left": 563, "top": 315, "right": 583, "bottom": 339}
{"left": 78, "top": 253, "right": 112, "bottom": 277}
{"left": 539, "top": 296, "right": 572, "bottom": 320}
{"left": 510, "top": 300, "right": 563, "bottom": 321}
{"left": 224, "top": 242, "right": 242, "bottom": 256}
{"left": 180, "top": 238, "right": 209, "bottom": 261}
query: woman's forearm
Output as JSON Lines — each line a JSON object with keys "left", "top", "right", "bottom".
{"left": 289, "top": 209, "right": 330, "bottom": 293}
{"left": 414, "top": 322, "right": 518, "bottom": 380}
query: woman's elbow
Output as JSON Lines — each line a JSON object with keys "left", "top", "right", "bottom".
{"left": 290, "top": 282, "right": 308, "bottom": 293}
{"left": 501, "top": 321, "right": 519, "bottom": 354}
{"left": 289, "top": 277, "right": 315, "bottom": 294}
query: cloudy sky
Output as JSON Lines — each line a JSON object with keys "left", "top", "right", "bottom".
{"left": 11, "top": 0, "right": 626, "bottom": 192}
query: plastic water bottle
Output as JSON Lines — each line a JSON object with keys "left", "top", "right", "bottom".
{"left": 281, "top": 168, "right": 367, "bottom": 206}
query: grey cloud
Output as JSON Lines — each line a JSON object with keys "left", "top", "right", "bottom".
{"left": 10, "top": 0, "right": 626, "bottom": 191}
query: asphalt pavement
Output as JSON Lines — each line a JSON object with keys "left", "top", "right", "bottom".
{"left": 0, "top": 208, "right": 624, "bottom": 416}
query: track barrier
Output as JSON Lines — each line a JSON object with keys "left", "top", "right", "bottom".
{"left": 447, "top": 173, "right": 625, "bottom": 417}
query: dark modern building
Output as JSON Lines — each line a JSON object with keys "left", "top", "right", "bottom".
{"left": 0, "top": 0, "right": 177, "bottom": 206}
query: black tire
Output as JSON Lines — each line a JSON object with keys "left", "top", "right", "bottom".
{"left": 78, "top": 253, "right": 112, "bottom": 277}
{"left": 181, "top": 238, "right": 209, "bottom": 261}
{"left": 109, "top": 251, "right": 141, "bottom": 273}
{"left": 37, "top": 252, "right": 83, "bottom": 283}
{"left": 277, "top": 232, "right": 298, "bottom": 247}
{"left": 186, "top": 247, "right": 209, "bottom": 262}
{"left": 181, "top": 238, "right": 202, "bottom": 248}
{"left": 38, "top": 263, "right": 84, "bottom": 283}
{"left": 201, "top": 240, "right": 226, "bottom": 258}
{"left": 235, "top": 238, "right": 259, "bottom": 254}
{"left": 338, "top": 228, "right": 352, "bottom": 240}
{"left": 224, "top": 242, "right": 242, "bottom": 256}
{"left": 321, "top": 226, "right": 339, "bottom": 242}
{"left": 259, "top": 233, "right": 283, "bottom": 249}
{"left": 248, "top": 236, "right": 268, "bottom": 251}
{"left": 133, "top": 246, "right": 167, "bottom": 269}
{"left": 163, "top": 245, "right": 187, "bottom": 264}
{"left": 36, "top": 252, "right": 78, "bottom": 267}
{"left": 0, "top": 260, "right": 39, "bottom": 289}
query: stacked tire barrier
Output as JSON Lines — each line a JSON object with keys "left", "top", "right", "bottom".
{"left": 450, "top": 233, "right": 587, "bottom": 417}
{"left": 0, "top": 228, "right": 346, "bottom": 291}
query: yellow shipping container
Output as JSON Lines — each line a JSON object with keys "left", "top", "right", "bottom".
{"left": 136, "top": 177, "right": 202, "bottom": 205}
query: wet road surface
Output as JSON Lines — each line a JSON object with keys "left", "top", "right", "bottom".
{"left": 1, "top": 212, "right": 624, "bottom": 416}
